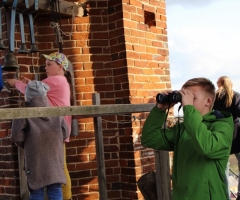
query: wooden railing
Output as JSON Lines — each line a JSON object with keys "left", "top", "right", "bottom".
{"left": 0, "top": 93, "right": 171, "bottom": 200}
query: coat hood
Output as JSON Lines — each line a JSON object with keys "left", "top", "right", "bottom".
{"left": 203, "top": 110, "right": 234, "bottom": 129}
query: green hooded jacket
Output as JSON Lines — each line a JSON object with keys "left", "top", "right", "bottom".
{"left": 141, "top": 105, "right": 234, "bottom": 200}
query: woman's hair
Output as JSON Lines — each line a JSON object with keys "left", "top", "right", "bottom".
{"left": 216, "top": 76, "right": 234, "bottom": 107}
{"left": 64, "top": 70, "right": 74, "bottom": 106}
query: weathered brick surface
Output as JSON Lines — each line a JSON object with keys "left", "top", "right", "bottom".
{"left": 0, "top": 0, "right": 170, "bottom": 199}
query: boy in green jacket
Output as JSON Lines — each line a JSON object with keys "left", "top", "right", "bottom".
{"left": 141, "top": 77, "right": 234, "bottom": 200}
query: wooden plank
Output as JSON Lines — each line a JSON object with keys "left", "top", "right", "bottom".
{"left": 154, "top": 150, "right": 171, "bottom": 200}
{"left": 4, "top": 0, "right": 84, "bottom": 17}
{"left": 0, "top": 103, "right": 155, "bottom": 121}
{"left": 18, "top": 147, "right": 29, "bottom": 200}
{"left": 92, "top": 93, "right": 108, "bottom": 200}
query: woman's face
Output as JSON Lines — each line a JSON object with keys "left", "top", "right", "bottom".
{"left": 217, "top": 79, "right": 222, "bottom": 88}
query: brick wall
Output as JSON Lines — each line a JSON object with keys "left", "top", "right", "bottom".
{"left": 0, "top": 0, "right": 171, "bottom": 199}
{"left": 120, "top": 0, "right": 171, "bottom": 199}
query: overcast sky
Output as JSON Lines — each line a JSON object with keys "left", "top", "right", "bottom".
{"left": 165, "top": 0, "right": 240, "bottom": 115}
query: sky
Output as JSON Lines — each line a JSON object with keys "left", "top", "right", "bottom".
{"left": 165, "top": 0, "right": 240, "bottom": 115}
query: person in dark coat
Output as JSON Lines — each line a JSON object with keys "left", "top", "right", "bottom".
{"left": 10, "top": 80, "right": 68, "bottom": 200}
{"left": 213, "top": 76, "right": 240, "bottom": 200}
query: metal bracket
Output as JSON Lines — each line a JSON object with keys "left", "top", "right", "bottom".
{"left": 12, "top": 0, "right": 18, "bottom": 9}
{"left": 0, "top": 9, "right": 3, "bottom": 38}
{"left": 25, "top": 0, "right": 29, "bottom": 9}
{"left": 34, "top": 0, "right": 38, "bottom": 10}
{"left": 27, "top": 0, "right": 38, "bottom": 14}
{"left": 0, "top": 8, "right": 7, "bottom": 50}
{"left": 10, "top": 0, "right": 18, "bottom": 53}
{"left": 19, "top": 13, "right": 26, "bottom": 44}
{"left": 18, "top": 0, "right": 29, "bottom": 13}
{"left": 28, "top": 14, "right": 35, "bottom": 44}
{"left": 28, "top": 13, "right": 39, "bottom": 52}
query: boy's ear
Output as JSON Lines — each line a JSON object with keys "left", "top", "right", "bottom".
{"left": 205, "top": 97, "right": 213, "bottom": 107}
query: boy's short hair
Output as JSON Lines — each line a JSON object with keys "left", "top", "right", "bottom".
{"left": 182, "top": 77, "right": 216, "bottom": 101}
{"left": 25, "top": 81, "right": 50, "bottom": 102}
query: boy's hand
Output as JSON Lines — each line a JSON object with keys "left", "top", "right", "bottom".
{"left": 179, "top": 89, "right": 194, "bottom": 106}
{"left": 156, "top": 102, "right": 176, "bottom": 110}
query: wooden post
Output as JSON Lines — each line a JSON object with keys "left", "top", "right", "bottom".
{"left": 154, "top": 150, "right": 172, "bottom": 200}
{"left": 92, "top": 93, "right": 108, "bottom": 200}
{"left": 18, "top": 147, "right": 29, "bottom": 200}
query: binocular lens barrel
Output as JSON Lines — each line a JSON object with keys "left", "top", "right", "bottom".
{"left": 156, "top": 91, "right": 182, "bottom": 104}
{"left": 156, "top": 93, "right": 170, "bottom": 103}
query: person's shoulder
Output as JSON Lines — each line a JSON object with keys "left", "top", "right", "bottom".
{"left": 233, "top": 91, "right": 240, "bottom": 101}
{"left": 234, "top": 91, "right": 240, "bottom": 96}
{"left": 44, "top": 76, "right": 66, "bottom": 81}
{"left": 43, "top": 76, "right": 68, "bottom": 86}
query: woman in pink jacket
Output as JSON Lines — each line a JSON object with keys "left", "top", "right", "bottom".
{"left": 7, "top": 52, "right": 73, "bottom": 200}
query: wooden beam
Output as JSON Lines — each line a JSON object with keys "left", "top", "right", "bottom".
{"left": 4, "top": 0, "right": 84, "bottom": 18}
{"left": 0, "top": 103, "right": 155, "bottom": 121}
{"left": 92, "top": 93, "right": 108, "bottom": 200}
{"left": 154, "top": 150, "right": 172, "bottom": 200}
{"left": 18, "top": 147, "right": 29, "bottom": 200}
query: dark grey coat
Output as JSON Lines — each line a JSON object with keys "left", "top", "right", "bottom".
{"left": 213, "top": 91, "right": 240, "bottom": 154}
{"left": 10, "top": 96, "right": 68, "bottom": 190}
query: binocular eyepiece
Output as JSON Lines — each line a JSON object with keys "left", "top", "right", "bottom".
{"left": 156, "top": 91, "right": 182, "bottom": 104}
